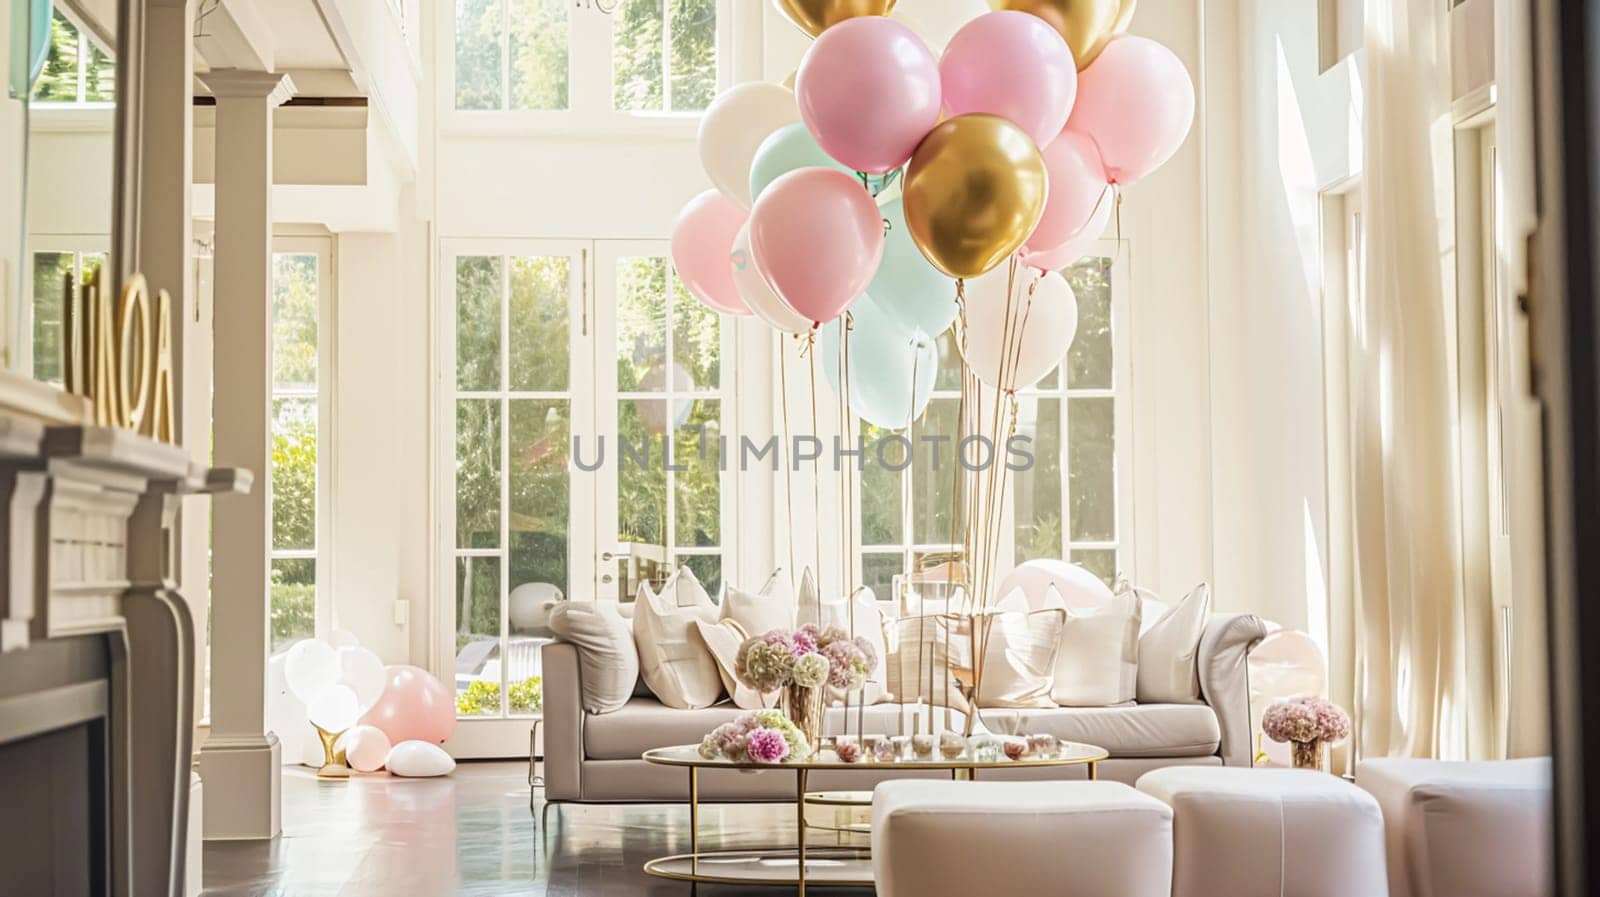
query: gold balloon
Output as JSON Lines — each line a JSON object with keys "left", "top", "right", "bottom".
{"left": 772, "top": 0, "right": 897, "bottom": 39}
{"left": 902, "top": 115, "right": 1048, "bottom": 280}
{"left": 990, "top": 0, "right": 1137, "bottom": 69}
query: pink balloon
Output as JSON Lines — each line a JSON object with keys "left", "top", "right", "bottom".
{"left": 749, "top": 167, "right": 884, "bottom": 326}
{"left": 796, "top": 17, "right": 942, "bottom": 174}
{"left": 1019, "top": 185, "right": 1112, "bottom": 272}
{"left": 996, "top": 559, "right": 1114, "bottom": 611}
{"left": 940, "top": 11, "right": 1077, "bottom": 148}
{"left": 1025, "top": 128, "right": 1110, "bottom": 257}
{"left": 670, "top": 189, "right": 752, "bottom": 316}
{"left": 358, "top": 665, "right": 457, "bottom": 745}
{"left": 1064, "top": 36, "right": 1195, "bottom": 184}
{"left": 335, "top": 724, "right": 392, "bottom": 773}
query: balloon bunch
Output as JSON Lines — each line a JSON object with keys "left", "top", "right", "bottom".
{"left": 670, "top": 0, "right": 1192, "bottom": 427}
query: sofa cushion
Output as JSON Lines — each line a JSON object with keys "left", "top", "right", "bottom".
{"left": 693, "top": 618, "right": 774, "bottom": 710}
{"left": 632, "top": 568, "right": 723, "bottom": 709}
{"left": 1051, "top": 591, "right": 1141, "bottom": 706}
{"left": 719, "top": 570, "right": 794, "bottom": 637}
{"left": 1137, "top": 583, "right": 1212, "bottom": 704}
{"left": 798, "top": 569, "right": 890, "bottom": 703}
{"left": 547, "top": 601, "right": 639, "bottom": 714}
{"left": 1002, "top": 703, "right": 1221, "bottom": 758}
{"left": 975, "top": 606, "right": 1064, "bottom": 708}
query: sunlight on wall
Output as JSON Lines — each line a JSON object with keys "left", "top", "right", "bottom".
{"left": 1303, "top": 498, "right": 1329, "bottom": 652}
{"left": 1274, "top": 38, "right": 1322, "bottom": 308}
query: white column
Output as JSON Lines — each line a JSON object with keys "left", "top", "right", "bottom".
{"left": 195, "top": 69, "right": 294, "bottom": 841}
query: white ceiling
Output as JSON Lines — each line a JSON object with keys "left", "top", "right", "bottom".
{"left": 264, "top": 0, "right": 348, "bottom": 70}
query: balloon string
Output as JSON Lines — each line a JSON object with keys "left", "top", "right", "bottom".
{"left": 1114, "top": 187, "right": 1125, "bottom": 259}
{"left": 949, "top": 281, "right": 970, "bottom": 601}
{"left": 779, "top": 339, "right": 798, "bottom": 586}
{"left": 838, "top": 312, "right": 855, "bottom": 617}
{"left": 807, "top": 331, "right": 823, "bottom": 585}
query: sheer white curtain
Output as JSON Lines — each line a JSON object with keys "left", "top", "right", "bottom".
{"left": 1352, "top": 0, "right": 1484, "bottom": 759}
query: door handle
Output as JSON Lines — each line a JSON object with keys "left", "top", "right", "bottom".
{"left": 601, "top": 574, "right": 614, "bottom": 584}
{"left": 601, "top": 551, "right": 614, "bottom": 562}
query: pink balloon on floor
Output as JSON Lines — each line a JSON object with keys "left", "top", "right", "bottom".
{"left": 670, "top": 189, "right": 752, "bottom": 316}
{"left": 750, "top": 167, "right": 884, "bottom": 327}
{"left": 335, "top": 724, "right": 393, "bottom": 773}
{"left": 1024, "top": 128, "right": 1110, "bottom": 258}
{"left": 996, "top": 559, "right": 1114, "bottom": 611}
{"left": 796, "top": 16, "right": 942, "bottom": 174}
{"left": 359, "top": 665, "right": 457, "bottom": 745}
{"left": 940, "top": 10, "right": 1077, "bottom": 148}
{"left": 1064, "top": 35, "right": 1194, "bottom": 184}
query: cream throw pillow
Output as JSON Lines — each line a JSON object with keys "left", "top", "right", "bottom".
{"left": 796, "top": 568, "right": 890, "bottom": 703}
{"left": 632, "top": 567, "right": 724, "bottom": 709}
{"left": 974, "top": 607, "right": 1066, "bottom": 709}
{"left": 886, "top": 613, "right": 972, "bottom": 712}
{"left": 1135, "top": 582, "right": 1212, "bottom": 704}
{"left": 693, "top": 618, "right": 775, "bottom": 710}
{"left": 719, "top": 569, "right": 795, "bottom": 637}
{"left": 1049, "top": 590, "right": 1141, "bottom": 706}
{"left": 547, "top": 601, "right": 639, "bottom": 714}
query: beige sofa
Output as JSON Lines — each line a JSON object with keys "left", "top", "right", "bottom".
{"left": 542, "top": 612, "right": 1267, "bottom": 803}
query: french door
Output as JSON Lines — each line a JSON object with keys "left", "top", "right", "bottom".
{"left": 437, "top": 237, "right": 737, "bottom": 754}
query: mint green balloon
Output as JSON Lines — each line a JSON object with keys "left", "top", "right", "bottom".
{"left": 820, "top": 296, "right": 937, "bottom": 432}
{"left": 749, "top": 124, "right": 853, "bottom": 203}
{"left": 869, "top": 198, "right": 959, "bottom": 339}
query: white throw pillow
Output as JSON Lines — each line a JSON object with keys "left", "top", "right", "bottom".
{"left": 1135, "top": 582, "right": 1212, "bottom": 704}
{"left": 720, "top": 569, "right": 795, "bottom": 637}
{"left": 885, "top": 613, "right": 971, "bottom": 712}
{"left": 975, "top": 606, "right": 1065, "bottom": 709}
{"left": 796, "top": 568, "right": 890, "bottom": 703}
{"left": 548, "top": 601, "right": 639, "bottom": 714}
{"left": 693, "top": 618, "right": 776, "bottom": 710}
{"left": 632, "top": 568, "right": 724, "bottom": 709}
{"left": 1049, "top": 590, "right": 1141, "bottom": 706}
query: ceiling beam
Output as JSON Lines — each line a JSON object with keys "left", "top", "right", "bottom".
{"left": 194, "top": 0, "right": 276, "bottom": 72}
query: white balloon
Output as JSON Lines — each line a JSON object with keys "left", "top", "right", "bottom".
{"left": 386, "top": 740, "right": 457, "bottom": 778}
{"left": 305, "top": 683, "right": 361, "bottom": 733}
{"left": 267, "top": 652, "right": 324, "bottom": 766}
{"left": 698, "top": 82, "right": 800, "bottom": 209}
{"left": 509, "top": 582, "right": 564, "bottom": 636}
{"left": 731, "top": 222, "right": 811, "bottom": 334}
{"left": 335, "top": 725, "right": 393, "bottom": 773}
{"left": 325, "top": 628, "right": 361, "bottom": 649}
{"left": 284, "top": 638, "right": 340, "bottom": 705}
{"left": 337, "top": 646, "right": 388, "bottom": 712}
{"left": 891, "top": 0, "right": 989, "bottom": 52}
{"left": 959, "top": 267, "right": 1079, "bottom": 389}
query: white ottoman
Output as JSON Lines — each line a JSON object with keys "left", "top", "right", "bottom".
{"left": 871, "top": 780, "right": 1173, "bottom": 897}
{"left": 1356, "top": 757, "right": 1552, "bottom": 897}
{"left": 1137, "top": 766, "right": 1388, "bottom": 897}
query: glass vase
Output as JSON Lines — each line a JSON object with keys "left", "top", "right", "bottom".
{"left": 1291, "top": 738, "right": 1324, "bottom": 771}
{"left": 782, "top": 684, "right": 821, "bottom": 754}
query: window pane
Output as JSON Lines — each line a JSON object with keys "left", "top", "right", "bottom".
{"left": 454, "top": 556, "right": 503, "bottom": 716}
{"left": 1065, "top": 256, "right": 1112, "bottom": 389}
{"left": 612, "top": 0, "right": 663, "bottom": 112}
{"left": 31, "top": 12, "right": 80, "bottom": 103}
{"left": 271, "top": 398, "right": 318, "bottom": 551}
{"left": 84, "top": 38, "right": 115, "bottom": 102}
{"left": 30, "top": 252, "right": 71, "bottom": 385}
{"left": 674, "top": 399, "right": 719, "bottom": 547}
{"left": 618, "top": 399, "right": 667, "bottom": 547}
{"left": 616, "top": 257, "right": 668, "bottom": 392}
{"left": 505, "top": 639, "right": 546, "bottom": 718}
{"left": 454, "top": 0, "right": 502, "bottom": 110}
{"left": 672, "top": 274, "right": 719, "bottom": 390}
{"left": 456, "top": 399, "right": 502, "bottom": 548}
{"left": 912, "top": 397, "right": 962, "bottom": 545}
{"left": 669, "top": 0, "right": 716, "bottom": 111}
{"left": 508, "top": 399, "right": 569, "bottom": 604}
{"left": 862, "top": 552, "right": 902, "bottom": 603}
{"left": 1070, "top": 548, "right": 1117, "bottom": 588}
{"left": 860, "top": 422, "right": 904, "bottom": 546}
{"left": 456, "top": 256, "right": 502, "bottom": 392}
{"left": 680, "top": 554, "right": 722, "bottom": 598}
{"left": 1068, "top": 396, "right": 1115, "bottom": 542}
{"left": 270, "top": 557, "right": 316, "bottom": 655}
{"left": 508, "top": 255, "right": 570, "bottom": 391}
{"left": 1013, "top": 396, "right": 1061, "bottom": 562}
{"left": 272, "top": 254, "right": 319, "bottom": 390}
{"left": 509, "top": 0, "right": 570, "bottom": 110}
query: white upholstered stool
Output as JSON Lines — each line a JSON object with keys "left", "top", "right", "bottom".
{"left": 1356, "top": 757, "right": 1552, "bottom": 897}
{"left": 871, "top": 780, "right": 1173, "bottom": 897}
{"left": 1137, "top": 766, "right": 1388, "bottom": 897}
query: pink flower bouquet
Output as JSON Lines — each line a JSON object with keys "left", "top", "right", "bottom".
{"left": 1263, "top": 696, "right": 1351, "bottom": 745}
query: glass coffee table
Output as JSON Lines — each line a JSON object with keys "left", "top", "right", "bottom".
{"left": 641, "top": 741, "right": 1108, "bottom": 894}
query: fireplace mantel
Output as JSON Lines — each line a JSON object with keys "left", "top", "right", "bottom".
{"left": 0, "top": 409, "right": 248, "bottom": 897}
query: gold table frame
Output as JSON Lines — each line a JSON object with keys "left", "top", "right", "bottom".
{"left": 640, "top": 742, "right": 1109, "bottom": 895}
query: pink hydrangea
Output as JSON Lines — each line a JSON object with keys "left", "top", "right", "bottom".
{"left": 791, "top": 627, "right": 819, "bottom": 658}
{"left": 745, "top": 727, "right": 790, "bottom": 763}
{"left": 1263, "top": 696, "right": 1350, "bottom": 744}
{"left": 821, "top": 640, "right": 864, "bottom": 689}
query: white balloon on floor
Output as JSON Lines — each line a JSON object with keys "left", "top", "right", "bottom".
{"left": 386, "top": 741, "right": 456, "bottom": 778}
{"left": 267, "top": 652, "right": 326, "bottom": 767}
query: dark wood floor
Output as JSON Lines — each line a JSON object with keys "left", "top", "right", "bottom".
{"left": 200, "top": 762, "right": 869, "bottom": 896}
